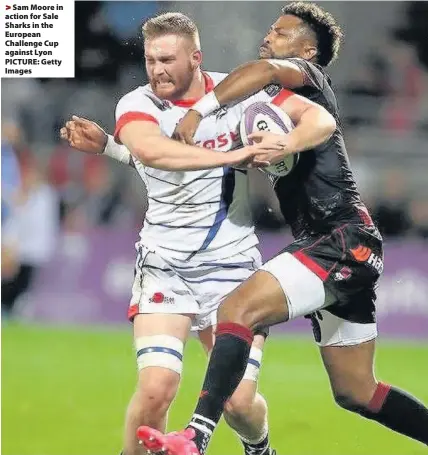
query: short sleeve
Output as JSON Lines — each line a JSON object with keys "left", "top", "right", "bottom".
{"left": 286, "top": 58, "right": 326, "bottom": 91}
{"left": 114, "top": 89, "right": 160, "bottom": 143}
{"left": 239, "top": 84, "right": 295, "bottom": 111}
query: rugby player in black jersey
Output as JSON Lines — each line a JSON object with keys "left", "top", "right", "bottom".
{"left": 137, "top": 2, "right": 428, "bottom": 454}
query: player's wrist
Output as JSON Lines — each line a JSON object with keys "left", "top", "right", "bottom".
{"left": 191, "top": 91, "right": 220, "bottom": 118}
{"left": 282, "top": 134, "right": 299, "bottom": 155}
{"left": 103, "top": 135, "right": 131, "bottom": 164}
{"left": 99, "top": 133, "right": 109, "bottom": 154}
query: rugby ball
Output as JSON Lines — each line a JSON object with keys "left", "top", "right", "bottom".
{"left": 240, "top": 102, "right": 299, "bottom": 177}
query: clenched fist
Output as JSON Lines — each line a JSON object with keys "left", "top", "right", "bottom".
{"left": 60, "top": 116, "right": 108, "bottom": 154}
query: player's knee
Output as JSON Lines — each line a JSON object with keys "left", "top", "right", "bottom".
{"left": 333, "top": 386, "right": 375, "bottom": 412}
{"left": 217, "top": 300, "right": 242, "bottom": 323}
{"left": 224, "top": 390, "right": 255, "bottom": 421}
{"left": 333, "top": 392, "right": 360, "bottom": 411}
{"left": 136, "top": 372, "right": 178, "bottom": 415}
{"left": 217, "top": 300, "right": 256, "bottom": 330}
{"left": 133, "top": 334, "right": 183, "bottom": 415}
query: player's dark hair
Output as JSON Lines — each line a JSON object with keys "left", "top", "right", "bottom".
{"left": 282, "top": 2, "right": 343, "bottom": 67}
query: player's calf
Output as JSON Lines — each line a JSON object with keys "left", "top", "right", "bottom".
{"left": 322, "top": 342, "right": 428, "bottom": 446}
{"left": 224, "top": 391, "right": 270, "bottom": 455}
{"left": 223, "top": 341, "right": 270, "bottom": 455}
{"left": 334, "top": 381, "right": 428, "bottom": 446}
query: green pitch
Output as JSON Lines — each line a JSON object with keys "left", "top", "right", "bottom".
{"left": 2, "top": 323, "right": 428, "bottom": 455}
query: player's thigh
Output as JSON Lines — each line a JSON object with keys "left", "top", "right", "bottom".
{"left": 231, "top": 235, "right": 341, "bottom": 328}
{"left": 306, "top": 295, "right": 377, "bottom": 347}
{"left": 133, "top": 313, "right": 192, "bottom": 402}
{"left": 262, "top": 224, "right": 382, "bottom": 324}
{"left": 216, "top": 268, "right": 290, "bottom": 330}
{"left": 307, "top": 293, "right": 378, "bottom": 402}
{"left": 130, "top": 247, "right": 196, "bottom": 394}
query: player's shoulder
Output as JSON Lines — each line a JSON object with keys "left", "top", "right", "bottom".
{"left": 286, "top": 57, "right": 324, "bottom": 73}
{"left": 116, "top": 84, "right": 170, "bottom": 117}
{"left": 286, "top": 58, "right": 329, "bottom": 90}
{"left": 117, "top": 84, "right": 153, "bottom": 105}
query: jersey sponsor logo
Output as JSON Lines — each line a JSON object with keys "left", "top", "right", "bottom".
{"left": 350, "top": 245, "right": 372, "bottom": 262}
{"left": 367, "top": 252, "right": 384, "bottom": 274}
{"left": 350, "top": 246, "right": 383, "bottom": 273}
{"left": 149, "top": 292, "right": 175, "bottom": 304}
{"left": 263, "top": 83, "right": 282, "bottom": 97}
{"left": 194, "top": 130, "right": 240, "bottom": 149}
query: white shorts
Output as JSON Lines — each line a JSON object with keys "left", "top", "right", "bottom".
{"left": 261, "top": 252, "right": 378, "bottom": 347}
{"left": 129, "top": 244, "right": 262, "bottom": 331}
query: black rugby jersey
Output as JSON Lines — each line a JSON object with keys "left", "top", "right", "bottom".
{"left": 272, "top": 58, "right": 373, "bottom": 239}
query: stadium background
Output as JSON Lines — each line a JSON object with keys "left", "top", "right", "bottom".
{"left": 2, "top": 1, "right": 428, "bottom": 454}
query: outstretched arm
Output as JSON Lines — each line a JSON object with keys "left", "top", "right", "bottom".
{"left": 200, "top": 60, "right": 304, "bottom": 112}
{"left": 60, "top": 116, "right": 134, "bottom": 167}
{"left": 172, "top": 60, "right": 310, "bottom": 145}
{"left": 192, "top": 60, "right": 305, "bottom": 117}
{"left": 117, "top": 120, "right": 260, "bottom": 172}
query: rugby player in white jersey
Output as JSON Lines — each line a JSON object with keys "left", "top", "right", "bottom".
{"left": 61, "top": 12, "right": 335, "bottom": 455}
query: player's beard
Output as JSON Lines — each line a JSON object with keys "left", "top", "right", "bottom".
{"left": 258, "top": 44, "right": 299, "bottom": 60}
{"left": 151, "top": 61, "right": 195, "bottom": 101}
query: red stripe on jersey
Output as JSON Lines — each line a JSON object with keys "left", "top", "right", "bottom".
{"left": 114, "top": 112, "right": 159, "bottom": 143}
{"left": 293, "top": 250, "right": 329, "bottom": 281}
{"left": 272, "top": 89, "right": 294, "bottom": 106}
{"left": 171, "top": 72, "right": 215, "bottom": 107}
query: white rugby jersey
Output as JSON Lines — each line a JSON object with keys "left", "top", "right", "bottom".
{"left": 114, "top": 71, "right": 289, "bottom": 262}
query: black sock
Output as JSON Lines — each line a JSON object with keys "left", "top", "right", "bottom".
{"left": 187, "top": 322, "right": 253, "bottom": 454}
{"left": 357, "top": 382, "right": 428, "bottom": 445}
{"left": 241, "top": 433, "right": 271, "bottom": 455}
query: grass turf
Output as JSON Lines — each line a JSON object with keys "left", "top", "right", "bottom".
{"left": 2, "top": 323, "right": 428, "bottom": 455}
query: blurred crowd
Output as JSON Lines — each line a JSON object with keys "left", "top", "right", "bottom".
{"left": 2, "top": 1, "right": 428, "bottom": 316}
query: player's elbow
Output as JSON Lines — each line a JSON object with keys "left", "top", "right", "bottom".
{"left": 132, "top": 139, "right": 160, "bottom": 166}
{"left": 323, "top": 111, "right": 337, "bottom": 137}
{"left": 259, "top": 59, "right": 279, "bottom": 83}
{"left": 313, "top": 107, "right": 336, "bottom": 140}
{"left": 132, "top": 146, "right": 155, "bottom": 165}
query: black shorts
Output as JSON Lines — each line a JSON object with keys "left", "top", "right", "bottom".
{"left": 283, "top": 224, "right": 383, "bottom": 325}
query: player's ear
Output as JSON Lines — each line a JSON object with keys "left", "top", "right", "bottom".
{"left": 191, "top": 49, "right": 202, "bottom": 69}
{"left": 303, "top": 41, "right": 317, "bottom": 61}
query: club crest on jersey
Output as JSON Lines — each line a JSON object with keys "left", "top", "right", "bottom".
{"left": 263, "top": 83, "right": 282, "bottom": 97}
{"left": 334, "top": 266, "right": 352, "bottom": 281}
{"left": 310, "top": 193, "right": 342, "bottom": 217}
